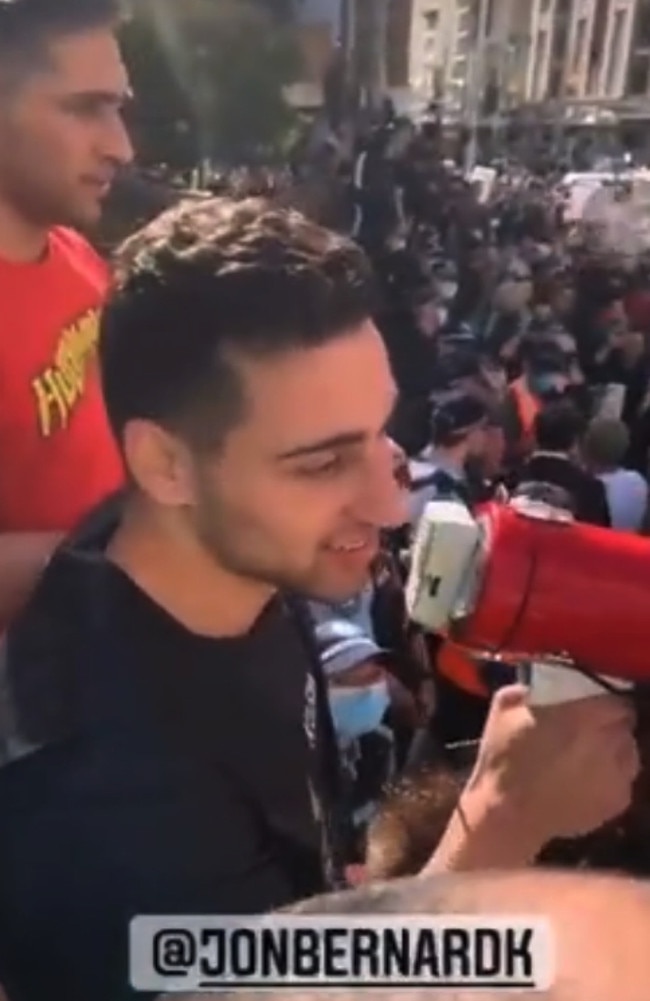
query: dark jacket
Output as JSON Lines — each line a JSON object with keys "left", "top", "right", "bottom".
{"left": 518, "top": 453, "right": 611, "bottom": 527}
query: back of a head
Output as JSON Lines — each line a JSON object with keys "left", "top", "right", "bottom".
{"left": 100, "top": 196, "right": 377, "bottom": 452}
{"left": 166, "top": 871, "right": 650, "bottom": 1001}
{"left": 534, "top": 399, "right": 585, "bottom": 454}
{"left": 431, "top": 347, "right": 481, "bottom": 394}
{"left": 521, "top": 337, "right": 568, "bottom": 377}
{"left": 583, "top": 418, "right": 630, "bottom": 470}
{"left": 430, "top": 393, "right": 487, "bottom": 449}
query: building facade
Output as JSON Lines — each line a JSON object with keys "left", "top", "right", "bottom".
{"left": 525, "top": 0, "right": 643, "bottom": 104}
{"left": 408, "top": 0, "right": 456, "bottom": 104}
{"left": 408, "top": 0, "right": 535, "bottom": 116}
{"left": 564, "top": 0, "right": 638, "bottom": 99}
{"left": 300, "top": 0, "right": 650, "bottom": 121}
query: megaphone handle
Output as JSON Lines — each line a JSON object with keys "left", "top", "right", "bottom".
{"left": 517, "top": 662, "right": 532, "bottom": 687}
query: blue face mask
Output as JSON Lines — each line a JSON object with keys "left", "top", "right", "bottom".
{"left": 530, "top": 373, "right": 563, "bottom": 399}
{"left": 328, "top": 682, "right": 390, "bottom": 744}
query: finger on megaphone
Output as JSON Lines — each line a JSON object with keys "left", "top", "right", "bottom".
{"left": 490, "top": 683, "right": 531, "bottom": 712}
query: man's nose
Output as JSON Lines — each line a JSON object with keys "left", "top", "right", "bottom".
{"left": 104, "top": 111, "right": 134, "bottom": 167}
{"left": 355, "top": 438, "right": 409, "bottom": 529}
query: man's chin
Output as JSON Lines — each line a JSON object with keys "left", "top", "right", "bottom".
{"left": 298, "top": 568, "right": 374, "bottom": 606}
{"left": 69, "top": 194, "right": 106, "bottom": 231}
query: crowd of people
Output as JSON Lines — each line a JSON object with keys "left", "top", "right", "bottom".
{"left": 1, "top": 2, "right": 650, "bottom": 1001}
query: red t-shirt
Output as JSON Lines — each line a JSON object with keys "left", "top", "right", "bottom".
{"left": 0, "top": 227, "right": 123, "bottom": 531}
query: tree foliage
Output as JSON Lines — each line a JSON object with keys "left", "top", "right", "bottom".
{"left": 121, "top": 0, "right": 303, "bottom": 167}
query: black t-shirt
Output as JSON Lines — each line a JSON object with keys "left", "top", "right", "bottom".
{"left": 0, "top": 535, "right": 342, "bottom": 1001}
{"left": 518, "top": 453, "right": 611, "bottom": 527}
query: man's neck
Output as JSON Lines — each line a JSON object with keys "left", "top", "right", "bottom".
{"left": 0, "top": 198, "right": 49, "bottom": 263}
{"left": 107, "top": 504, "right": 275, "bottom": 639}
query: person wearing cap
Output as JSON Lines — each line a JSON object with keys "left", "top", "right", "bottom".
{"left": 308, "top": 588, "right": 432, "bottom": 858}
{"left": 408, "top": 393, "right": 490, "bottom": 527}
{"left": 406, "top": 395, "right": 503, "bottom": 753}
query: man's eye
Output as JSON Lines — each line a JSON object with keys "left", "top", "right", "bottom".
{"left": 297, "top": 455, "right": 345, "bottom": 478}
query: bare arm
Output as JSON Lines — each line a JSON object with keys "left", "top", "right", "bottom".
{"left": 0, "top": 531, "right": 62, "bottom": 628}
{"left": 421, "top": 785, "right": 540, "bottom": 875}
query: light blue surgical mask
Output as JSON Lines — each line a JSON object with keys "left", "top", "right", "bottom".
{"left": 530, "top": 372, "right": 563, "bottom": 398}
{"left": 328, "top": 682, "right": 390, "bottom": 744}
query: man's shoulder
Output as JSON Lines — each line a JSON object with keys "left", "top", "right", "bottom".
{"left": 50, "top": 226, "right": 109, "bottom": 290}
{"left": 0, "top": 536, "right": 124, "bottom": 767}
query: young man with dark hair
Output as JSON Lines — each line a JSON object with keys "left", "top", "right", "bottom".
{"left": 0, "top": 200, "right": 637, "bottom": 1001}
{"left": 408, "top": 393, "right": 489, "bottom": 525}
{"left": 0, "top": 197, "right": 406, "bottom": 1001}
{"left": 0, "top": 0, "right": 132, "bottom": 624}
{"left": 518, "top": 399, "right": 611, "bottom": 527}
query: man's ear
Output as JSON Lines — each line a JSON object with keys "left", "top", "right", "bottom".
{"left": 122, "top": 420, "right": 195, "bottom": 507}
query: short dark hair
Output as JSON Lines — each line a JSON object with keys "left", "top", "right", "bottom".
{"left": 100, "top": 197, "right": 377, "bottom": 449}
{"left": 521, "top": 337, "right": 569, "bottom": 376}
{"left": 534, "top": 399, "right": 585, "bottom": 453}
{"left": 430, "top": 393, "right": 488, "bottom": 448}
{"left": 0, "top": 0, "right": 120, "bottom": 87}
{"left": 583, "top": 418, "right": 630, "bottom": 469}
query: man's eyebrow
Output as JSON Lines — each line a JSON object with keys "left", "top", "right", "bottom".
{"left": 62, "top": 88, "right": 133, "bottom": 105}
{"left": 276, "top": 431, "right": 368, "bottom": 461}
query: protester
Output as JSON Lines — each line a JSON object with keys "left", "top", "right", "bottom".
{"left": 584, "top": 418, "right": 649, "bottom": 531}
{"left": 502, "top": 340, "right": 571, "bottom": 466}
{"left": 2, "top": 25, "right": 650, "bottom": 995}
{"left": 0, "top": 199, "right": 638, "bottom": 1001}
{"left": 408, "top": 393, "right": 489, "bottom": 525}
{"left": 0, "top": 0, "right": 132, "bottom": 624}
{"left": 518, "top": 399, "right": 611, "bottom": 526}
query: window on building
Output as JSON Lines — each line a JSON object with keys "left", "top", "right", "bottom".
{"left": 532, "top": 29, "right": 548, "bottom": 99}
{"left": 485, "top": 0, "right": 496, "bottom": 36}
{"left": 589, "top": 0, "right": 609, "bottom": 62}
{"left": 627, "top": 53, "right": 650, "bottom": 95}
{"left": 572, "top": 17, "right": 588, "bottom": 72}
{"left": 637, "top": 1, "right": 650, "bottom": 49}
{"left": 424, "top": 9, "right": 439, "bottom": 32}
{"left": 606, "top": 10, "right": 628, "bottom": 96}
{"left": 548, "top": 63, "right": 563, "bottom": 99}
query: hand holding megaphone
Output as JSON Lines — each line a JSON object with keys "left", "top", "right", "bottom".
{"left": 469, "top": 685, "right": 639, "bottom": 847}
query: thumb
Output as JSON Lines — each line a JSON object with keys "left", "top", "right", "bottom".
{"left": 491, "top": 683, "right": 530, "bottom": 712}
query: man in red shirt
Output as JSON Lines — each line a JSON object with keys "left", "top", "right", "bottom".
{"left": 0, "top": 0, "right": 133, "bottom": 623}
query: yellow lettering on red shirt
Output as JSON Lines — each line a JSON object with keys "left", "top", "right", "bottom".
{"left": 32, "top": 307, "right": 101, "bottom": 438}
